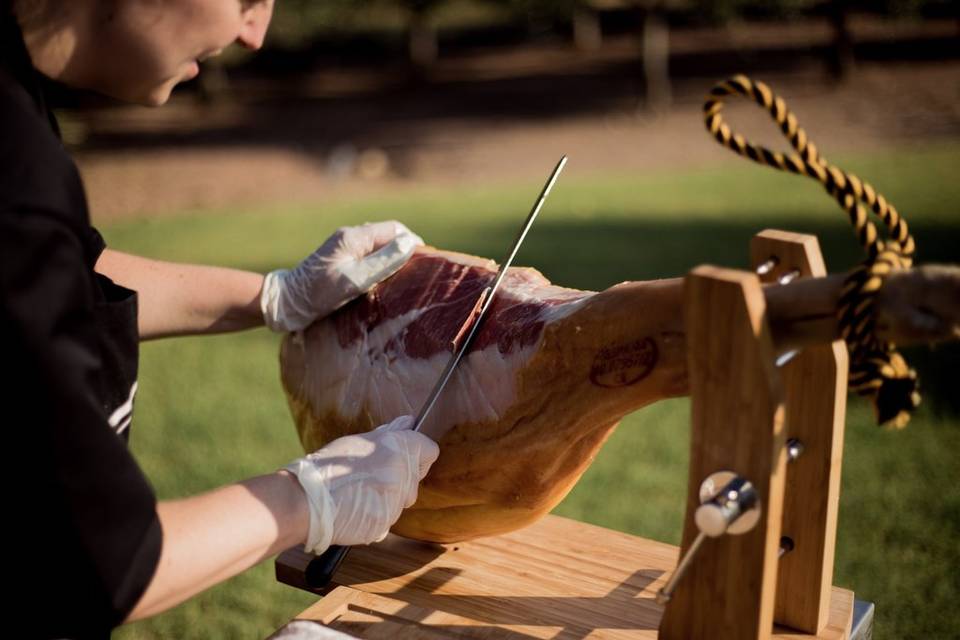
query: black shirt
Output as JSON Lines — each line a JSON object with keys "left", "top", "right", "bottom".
{"left": 1, "top": 8, "right": 162, "bottom": 639}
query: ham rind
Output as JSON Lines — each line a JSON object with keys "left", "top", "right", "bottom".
{"left": 281, "top": 247, "right": 689, "bottom": 542}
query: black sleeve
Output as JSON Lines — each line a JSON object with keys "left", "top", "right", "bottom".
{"left": 1, "top": 78, "right": 161, "bottom": 639}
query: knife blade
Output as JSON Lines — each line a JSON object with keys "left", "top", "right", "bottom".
{"left": 413, "top": 154, "right": 567, "bottom": 440}
{"left": 303, "top": 155, "right": 567, "bottom": 588}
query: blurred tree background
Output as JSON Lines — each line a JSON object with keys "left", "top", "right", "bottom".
{"left": 194, "top": 0, "right": 957, "bottom": 107}
{"left": 257, "top": 0, "right": 956, "bottom": 58}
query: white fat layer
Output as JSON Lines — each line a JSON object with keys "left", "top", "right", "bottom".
{"left": 296, "top": 276, "right": 595, "bottom": 432}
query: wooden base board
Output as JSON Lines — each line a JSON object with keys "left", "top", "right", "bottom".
{"left": 271, "top": 515, "right": 853, "bottom": 639}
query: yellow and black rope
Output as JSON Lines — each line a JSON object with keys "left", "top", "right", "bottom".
{"left": 704, "top": 74, "right": 921, "bottom": 428}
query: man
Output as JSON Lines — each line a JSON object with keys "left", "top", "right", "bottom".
{"left": 1, "top": 1, "right": 438, "bottom": 637}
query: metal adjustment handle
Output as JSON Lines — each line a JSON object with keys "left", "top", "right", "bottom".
{"left": 656, "top": 471, "right": 762, "bottom": 605}
{"left": 694, "top": 473, "right": 760, "bottom": 538}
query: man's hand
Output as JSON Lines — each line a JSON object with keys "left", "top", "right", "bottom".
{"left": 284, "top": 415, "right": 439, "bottom": 553}
{"left": 261, "top": 221, "right": 423, "bottom": 332}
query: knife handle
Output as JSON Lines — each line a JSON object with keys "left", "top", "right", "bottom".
{"left": 305, "top": 544, "right": 351, "bottom": 589}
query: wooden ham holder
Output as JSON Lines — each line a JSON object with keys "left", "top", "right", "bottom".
{"left": 271, "top": 230, "right": 868, "bottom": 639}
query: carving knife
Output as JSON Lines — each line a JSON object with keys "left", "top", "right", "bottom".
{"left": 305, "top": 155, "right": 568, "bottom": 587}
{"left": 412, "top": 154, "right": 568, "bottom": 440}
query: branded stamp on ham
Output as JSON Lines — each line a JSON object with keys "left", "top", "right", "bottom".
{"left": 589, "top": 337, "right": 658, "bottom": 388}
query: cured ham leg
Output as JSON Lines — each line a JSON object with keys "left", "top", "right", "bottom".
{"left": 280, "top": 248, "right": 959, "bottom": 543}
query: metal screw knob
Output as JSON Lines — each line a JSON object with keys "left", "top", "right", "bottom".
{"left": 657, "top": 471, "right": 763, "bottom": 605}
{"left": 695, "top": 475, "right": 759, "bottom": 537}
{"left": 756, "top": 257, "right": 779, "bottom": 275}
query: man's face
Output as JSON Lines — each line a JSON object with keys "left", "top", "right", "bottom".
{"left": 85, "top": 0, "right": 274, "bottom": 106}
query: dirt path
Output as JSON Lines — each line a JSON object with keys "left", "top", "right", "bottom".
{"left": 73, "top": 49, "right": 960, "bottom": 223}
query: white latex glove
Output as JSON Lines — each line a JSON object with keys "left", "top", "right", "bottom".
{"left": 284, "top": 415, "right": 440, "bottom": 554}
{"left": 261, "top": 221, "right": 423, "bottom": 332}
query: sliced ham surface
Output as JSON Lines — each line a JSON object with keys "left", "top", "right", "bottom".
{"left": 281, "top": 247, "right": 689, "bottom": 542}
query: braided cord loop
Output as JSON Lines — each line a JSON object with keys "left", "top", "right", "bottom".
{"left": 704, "top": 74, "right": 920, "bottom": 428}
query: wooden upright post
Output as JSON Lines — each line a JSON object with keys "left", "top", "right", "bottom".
{"left": 751, "top": 230, "right": 848, "bottom": 634}
{"left": 659, "top": 265, "right": 788, "bottom": 640}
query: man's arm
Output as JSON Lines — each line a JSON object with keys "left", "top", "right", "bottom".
{"left": 96, "top": 249, "right": 265, "bottom": 340}
{"left": 124, "top": 470, "right": 309, "bottom": 622}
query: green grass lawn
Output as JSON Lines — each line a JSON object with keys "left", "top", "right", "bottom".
{"left": 109, "top": 143, "right": 960, "bottom": 639}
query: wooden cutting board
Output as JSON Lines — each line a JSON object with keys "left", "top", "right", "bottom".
{"left": 271, "top": 514, "right": 853, "bottom": 639}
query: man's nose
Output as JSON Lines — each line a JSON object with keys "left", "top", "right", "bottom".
{"left": 237, "top": 0, "right": 274, "bottom": 51}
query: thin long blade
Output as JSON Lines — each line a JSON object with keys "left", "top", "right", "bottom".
{"left": 412, "top": 155, "right": 567, "bottom": 438}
